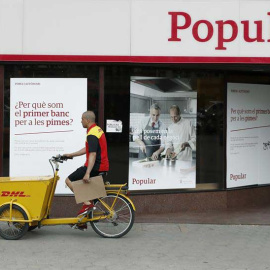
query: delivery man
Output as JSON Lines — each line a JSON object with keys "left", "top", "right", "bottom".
{"left": 64, "top": 110, "right": 109, "bottom": 231}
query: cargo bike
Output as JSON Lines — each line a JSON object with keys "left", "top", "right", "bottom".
{"left": 0, "top": 155, "right": 135, "bottom": 240}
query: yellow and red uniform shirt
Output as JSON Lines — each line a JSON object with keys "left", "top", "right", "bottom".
{"left": 84, "top": 124, "right": 109, "bottom": 172}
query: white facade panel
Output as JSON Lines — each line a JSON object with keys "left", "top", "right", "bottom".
{"left": 0, "top": 0, "right": 23, "bottom": 54}
{"left": 23, "top": 0, "right": 131, "bottom": 55}
{"left": 0, "top": 0, "right": 269, "bottom": 58}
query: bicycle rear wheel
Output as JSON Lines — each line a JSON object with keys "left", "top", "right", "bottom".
{"left": 0, "top": 204, "right": 29, "bottom": 240}
{"left": 90, "top": 194, "right": 135, "bottom": 238}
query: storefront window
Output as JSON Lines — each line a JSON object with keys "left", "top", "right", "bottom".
{"left": 3, "top": 63, "right": 268, "bottom": 193}
{"left": 104, "top": 65, "right": 225, "bottom": 191}
{"left": 3, "top": 64, "right": 99, "bottom": 178}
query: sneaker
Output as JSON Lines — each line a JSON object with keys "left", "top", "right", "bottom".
{"left": 77, "top": 203, "right": 94, "bottom": 216}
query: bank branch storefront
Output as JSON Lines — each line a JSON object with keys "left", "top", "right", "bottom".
{"left": 1, "top": 0, "right": 270, "bottom": 215}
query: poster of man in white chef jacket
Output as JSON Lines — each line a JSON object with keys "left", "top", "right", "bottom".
{"left": 128, "top": 77, "right": 197, "bottom": 191}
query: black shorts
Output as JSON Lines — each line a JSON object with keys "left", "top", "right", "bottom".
{"left": 68, "top": 166, "right": 107, "bottom": 182}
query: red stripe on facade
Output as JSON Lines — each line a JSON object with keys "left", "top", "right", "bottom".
{"left": 0, "top": 54, "right": 270, "bottom": 63}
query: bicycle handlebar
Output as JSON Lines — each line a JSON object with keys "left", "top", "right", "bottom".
{"left": 60, "top": 155, "right": 73, "bottom": 161}
{"left": 51, "top": 155, "right": 73, "bottom": 163}
{"left": 49, "top": 154, "right": 72, "bottom": 175}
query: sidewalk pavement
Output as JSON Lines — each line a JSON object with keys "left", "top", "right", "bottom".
{"left": 135, "top": 206, "right": 270, "bottom": 225}
{"left": 1, "top": 223, "right": 270, "bottom": 270}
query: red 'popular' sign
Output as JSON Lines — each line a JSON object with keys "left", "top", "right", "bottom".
{"left": 168, "top": 12, "right": 270, "bottom": 50}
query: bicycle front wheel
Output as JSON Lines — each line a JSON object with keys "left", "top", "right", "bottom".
{"left": 0, "top": 204, "right": 29, "bottom": 240}
{"left": 90, "top": 194, "right": 135, "bottom": 238}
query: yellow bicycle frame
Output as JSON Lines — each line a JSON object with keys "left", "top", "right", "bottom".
{"left": 0, "top": 161, "right": 135, "bottom": 226}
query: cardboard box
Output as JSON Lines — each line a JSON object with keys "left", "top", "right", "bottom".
{"left": 72, "top": 176, "right": 106, "bottom": 204}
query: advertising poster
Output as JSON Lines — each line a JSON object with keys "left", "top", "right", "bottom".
{"left": 10, "top": 78, "right": 87, "bottom": 194}
{"left": 227, "top": 83, "right": 270, "bottom": 188}
{"left": 129, "top": 77, "right": 197, "bottom": 190}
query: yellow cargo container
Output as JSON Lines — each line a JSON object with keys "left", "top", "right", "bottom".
{"left": 0, "top": 176, "right": 55, "bottom": 221}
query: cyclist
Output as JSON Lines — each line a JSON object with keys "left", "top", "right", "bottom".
{"left": 64, "top": 111, "right": 109, "bottom": 230}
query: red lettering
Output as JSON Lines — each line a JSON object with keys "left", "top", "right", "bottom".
{"left": 215, "top": 20, "right": 238, "bottom": 50}
{"left": 10, "top": 191, "right": 21, "bottom": 197}
{"left": 19, "top": 192, "right": 26, "bottom": 197}
{"left": 192, "top": 20, "right": 214, "bottom": 42}
{"left": 241, "top": 20, "right": 264, "bottom": 42}
{"left": 168, "top": 12, "right": 191, "bottom": 41}
{"left": 0, "top": 191, "right": 29, "bottom": 197}
{"left": 1, "top": 191, "right": 10, "bottom": 197}
{"left": 168, "top": 11, "right": 270, "bottom": 48}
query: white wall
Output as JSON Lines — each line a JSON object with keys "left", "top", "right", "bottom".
{"left": 0, "top": 0, "right": 269, "bottom": 58}
{"left": 23, "top": 0, "right": 130, "bottom": 55}
{"left": 0, "top": 0, "right": 23, "bottom": 54}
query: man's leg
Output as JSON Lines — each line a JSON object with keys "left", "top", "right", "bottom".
{"left": 66, "top": 166, "right": 90, "bottom": 231}
{"left": 65, "top": 177, "right": 74, "bottom": 192}
{"left": 66, "top": 166, "right": 86, "bottom": 193}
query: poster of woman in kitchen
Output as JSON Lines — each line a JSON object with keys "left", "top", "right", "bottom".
{"left": 128, "top": 77, "right": 197, "bottom": 191}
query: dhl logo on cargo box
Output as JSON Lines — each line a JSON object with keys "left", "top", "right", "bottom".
{"left": 0, "top": 191, "right": 30, "bottom": 197}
